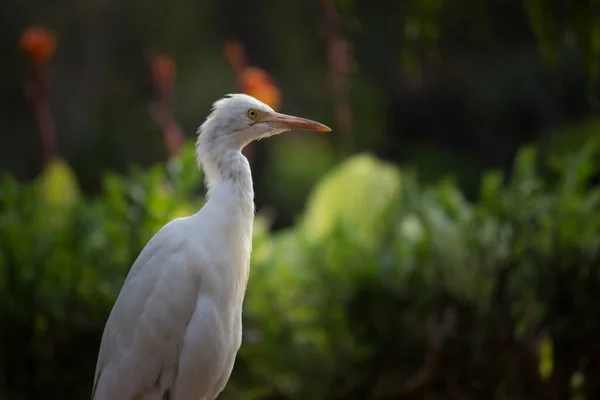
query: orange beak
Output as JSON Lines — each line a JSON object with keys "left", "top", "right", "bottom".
{"left": 265, "top": 112, "right": 332, "bottom": 132}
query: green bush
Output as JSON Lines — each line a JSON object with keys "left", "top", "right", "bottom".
{"left": 1, "top": 133, "right": 600, "bottom": 399}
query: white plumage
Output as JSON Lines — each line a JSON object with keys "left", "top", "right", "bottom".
{"left": 92, "top": 94, "right": 331, "bottom": 400}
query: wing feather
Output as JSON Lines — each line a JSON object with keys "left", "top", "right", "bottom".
{"left": 92, "top": 220, "right": 201, "bottom": 400}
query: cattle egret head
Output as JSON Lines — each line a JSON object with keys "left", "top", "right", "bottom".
{"left": 197, "top": 93, "right": 331, "bottom": 152}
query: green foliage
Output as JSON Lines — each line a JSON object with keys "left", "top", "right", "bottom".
{"left": 2, "top": 135, "right": 600, "bottom": 399}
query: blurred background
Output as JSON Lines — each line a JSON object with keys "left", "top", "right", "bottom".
{"left": 2, "top": 0, "right": 600, "bottom": 399}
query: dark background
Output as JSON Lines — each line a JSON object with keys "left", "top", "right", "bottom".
{"left": 3, "top": 0, "right": 598, "bottom": 225}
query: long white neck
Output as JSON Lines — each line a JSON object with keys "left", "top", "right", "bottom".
{"left": 195, "top": 140, "right": 255, "bottom": 302}
{"left": 199, "top": 147, "right": 255, "bottom": 213}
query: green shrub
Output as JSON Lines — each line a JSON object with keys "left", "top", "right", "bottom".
{"left": 1, "top": 133, "right": 600, "bottom": 399}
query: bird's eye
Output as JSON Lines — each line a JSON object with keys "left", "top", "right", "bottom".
{"left": 247, "top": 109, "right": 258, "bottom": 119}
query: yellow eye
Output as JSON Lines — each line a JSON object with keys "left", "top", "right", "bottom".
{"left": 247, "top": 109, "right": 258, "bottom": 119}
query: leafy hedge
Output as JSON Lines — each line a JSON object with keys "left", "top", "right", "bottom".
{"left": 1, "top": 131, "right": 600, "bottom": 399}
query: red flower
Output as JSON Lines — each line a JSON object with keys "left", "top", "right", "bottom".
{"left": 19, "top": 27, "right": 57, "bottom": 67}
{"left": 239, "top": 67, "right": 281, "bottom": 111}
{"left": 224, "top": 40, "right": 247, "bottom": 74}
{"left": 150, "top": 54, "right": 176, "bottom": 90}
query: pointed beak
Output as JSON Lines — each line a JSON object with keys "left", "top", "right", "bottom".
{"left": 265, "top": 111, "right": 332, "bottom": 132}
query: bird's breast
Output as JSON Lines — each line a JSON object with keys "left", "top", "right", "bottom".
{"left": 193, "top": 211, "right": 252, "bottom": 309}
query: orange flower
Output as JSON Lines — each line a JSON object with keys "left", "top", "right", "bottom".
{"left": 150, "top": 54, "right": 176, "bottom": 88}
{"left": 224, "top": 40, "right": 246, "bottom": 74}
{"left": 239, "top": 67, "right": 281, "bottom": 111}
{"left": 19, "top": 26, "right": 57, "bottom": 66}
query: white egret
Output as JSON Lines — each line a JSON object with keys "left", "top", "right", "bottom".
{"left": 92, "top": 94, "right": 331, "bottom": 400}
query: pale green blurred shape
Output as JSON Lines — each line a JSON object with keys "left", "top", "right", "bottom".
{"left": 301, "top": 154, "right": 401, "bottom": 245}
{"left": 37, "top": 158, "right": 81, "bottom": 228}
{"left": 539, "top": 335, "right": 553, "bottom": 380}
{"left": 37, "top": 158, "right": 81, "bottom": 209}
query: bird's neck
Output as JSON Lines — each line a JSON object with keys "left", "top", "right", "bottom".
{"left": 194, "top": 127, "right": 256, "bottom": 300}
{"left": 201, "top": 148, "right": 255, "bottom": 214}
